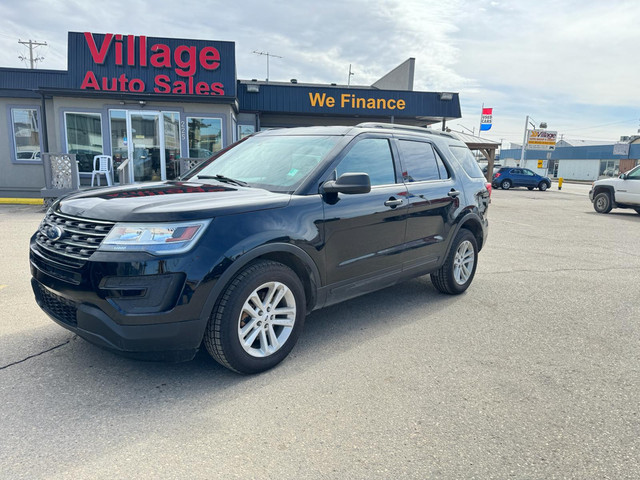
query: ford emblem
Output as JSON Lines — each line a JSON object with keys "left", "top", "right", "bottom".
{"left": 44, "top": 225, "right": 64, "bottom": 241}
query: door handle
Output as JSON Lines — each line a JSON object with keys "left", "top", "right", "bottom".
{"left": 448, "top": 189, "right": 461, "bottom": 198}
{"left": 384, "top": 198, "right": 403, "bottom": 207}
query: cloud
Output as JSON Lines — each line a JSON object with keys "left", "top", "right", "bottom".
{"left": 0, "top": 0, "right": 638, "bottom": 143}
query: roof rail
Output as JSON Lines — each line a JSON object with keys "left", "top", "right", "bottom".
{"left": 356, "top": 122, "right": 456, "bottom": 138}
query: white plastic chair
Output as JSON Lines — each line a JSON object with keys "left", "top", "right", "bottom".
{"left": 91, "top": 155, "right": 113, "bottom": 186}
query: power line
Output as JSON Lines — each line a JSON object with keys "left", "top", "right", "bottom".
{"left": 18, "top": 38, "right": 47, "bottom": 69}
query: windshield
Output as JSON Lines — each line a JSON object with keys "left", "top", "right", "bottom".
{"left": 187, "top": 134, "right": 341, "bottom": 192}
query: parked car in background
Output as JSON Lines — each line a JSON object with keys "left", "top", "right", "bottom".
{"left": 590, "top": 164, "right": 640, "bottom": 214}
{"left": 30, "top": 123, "right": 490, "bottom": 374}
{"left": 492, "top": 167, "right": 551, "bottom": 191}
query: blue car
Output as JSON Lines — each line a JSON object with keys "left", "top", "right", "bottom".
{"left": 492, "top": 167, "right": 551, "bottom": 191}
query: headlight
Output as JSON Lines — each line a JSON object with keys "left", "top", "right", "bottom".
{"left": 99, "top": 220, "right": 211, "bottom": 254}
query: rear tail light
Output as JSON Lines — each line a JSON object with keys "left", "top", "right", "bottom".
{"left": 493, "top": 172, "right": 501, "bottom": 179}
{"left": 485, "top": 182, "right": 492, "bottom": 197}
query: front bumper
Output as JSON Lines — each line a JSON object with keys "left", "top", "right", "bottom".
{"left": 589, "top": 189, "right": 594, "bottom": 202}
{"left": 30, "top": 240, "right": 213, "bottom": 361}
{"left": 32, "top": 279, "right": 204, "bottom": 361}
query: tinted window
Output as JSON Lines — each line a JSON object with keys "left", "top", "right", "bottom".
{"left": 336, "top": 138, "right": 396, "bottom": 186}
{"left": 397, "top": 139, "right": 440, "bottom": 182}
{"left": 449, "top": 145, "right": 485, "bottom": 178}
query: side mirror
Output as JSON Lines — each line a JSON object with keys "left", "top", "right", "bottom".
{"left": 322, "top": 172, "right": 371, "bottom": 194}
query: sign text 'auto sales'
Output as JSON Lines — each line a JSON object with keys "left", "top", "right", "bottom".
{"left": 79, "top": 32, "right": 227, "bottom": 96}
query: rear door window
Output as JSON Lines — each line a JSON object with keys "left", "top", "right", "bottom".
{"left": 397, "top": 139, "right": 443, "bottom": 182}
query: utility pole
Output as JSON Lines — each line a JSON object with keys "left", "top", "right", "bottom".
{"left": 252, "top": 51, "right": 282, "bottom": 82}
{"left": 18, "top": 39, "right": 47, "bottom": 69}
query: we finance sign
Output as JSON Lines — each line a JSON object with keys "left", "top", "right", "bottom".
{"left": 308, "top": 91, "right": 407, "bottom": 112}
{"left": 68, "top": 32, "right": 236, "bottom": 97}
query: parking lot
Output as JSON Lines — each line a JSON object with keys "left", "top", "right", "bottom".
{"left": 1, "top": 185, "right": 639, "bottom": 479}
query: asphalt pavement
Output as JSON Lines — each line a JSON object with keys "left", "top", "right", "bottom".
{"left": 0, "top": 187, "right": 638, "bottom": 479}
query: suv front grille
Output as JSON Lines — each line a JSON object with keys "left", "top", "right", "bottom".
{"left": 34, "top": 283, "right": 78, "bottom": 327}
{"left": 35, "top": 211, "right": 115, "bottom": 267}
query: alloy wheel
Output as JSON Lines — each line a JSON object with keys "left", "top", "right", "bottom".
{"left": 237, "top": 281, "right": 296, "bottom": 358}
{"left": 453, "top": 240, "right": 475, "bottom": 285}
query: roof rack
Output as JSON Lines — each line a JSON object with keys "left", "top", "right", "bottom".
{"left": 355, "top": 122, "right": 456, "bottom": 138}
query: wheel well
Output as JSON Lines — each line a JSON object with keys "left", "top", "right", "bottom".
{"left": 460, "top": 220, "right": 484, "bottom": 251}
{"left": 593, "top": 185, "right": 614, "bottom": 198}
{"left": 258, "top": 251, "right": 317, "bottom": 311}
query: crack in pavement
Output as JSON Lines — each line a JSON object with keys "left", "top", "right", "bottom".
{"left": 0, "top": 339, "right": 72, "bottom": 370}
{"left": 480, "top": 265, "right": 639, "bottom": 275}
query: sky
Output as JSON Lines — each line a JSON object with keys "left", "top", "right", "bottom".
{"left": 1, "top": 0, "right": 638, "bottom": 148}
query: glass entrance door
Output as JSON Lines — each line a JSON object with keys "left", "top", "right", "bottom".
{"left": 127, "top": 111, "right": 163, "bottom": 183}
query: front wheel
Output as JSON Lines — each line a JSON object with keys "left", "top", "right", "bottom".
{"left": 539, "top": 182, "right": 549, "bottom": 191}
{"left": 593, "top": 192, "right": 612, "bottom": 214}
{"left": 501, "top": 179, "right": 512, "bottom": 190}
{"left": 204, "top": 260, "right": 306, "bottom": 374}
{"left": 431, "top": 229, "right": 478, "bottom": 295}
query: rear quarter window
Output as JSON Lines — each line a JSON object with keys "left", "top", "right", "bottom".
{"left": 449, "top": 145, "right": 485, "bottom": 179}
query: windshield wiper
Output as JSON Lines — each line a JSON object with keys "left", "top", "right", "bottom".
{"left": 195, "top": 174, "right": 248, "bottom": 187}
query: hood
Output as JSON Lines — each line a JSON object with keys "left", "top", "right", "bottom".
{"left": 58, "top": 181, "right": 291, "bottom": 222}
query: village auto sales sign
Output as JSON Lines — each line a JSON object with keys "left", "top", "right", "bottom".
{"left": 68, "top": 32, "right": 236, "bottom": 97}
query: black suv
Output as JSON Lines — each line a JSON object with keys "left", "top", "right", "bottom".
{"left": 30, "top": 124, "right": 490, "bottom": 374}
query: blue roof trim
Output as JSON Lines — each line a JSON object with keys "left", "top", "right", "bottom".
{"left": 501, "top": 144, "right": 640, "bottom": 160}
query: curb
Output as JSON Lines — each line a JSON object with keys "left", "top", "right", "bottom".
{"left": 0, "top": 198, "right": 44, "bottom": 205}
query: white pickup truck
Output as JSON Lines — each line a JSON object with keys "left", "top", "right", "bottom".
{"left": 589, "top": 164, "right": 640, "bottom": 214}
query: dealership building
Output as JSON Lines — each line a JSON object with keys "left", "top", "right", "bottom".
{"left": 0, "top": 32, "right": 463, "bottom": 198}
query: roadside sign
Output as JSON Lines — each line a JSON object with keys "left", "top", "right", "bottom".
{"left": 527, "top": 129, "right": 557, "bottom": 150}
{"left": 613, "top": 143, "right": 629, "bottom": 155}
{"left": 537, "top": 160, "right": 543, "bottom": 168}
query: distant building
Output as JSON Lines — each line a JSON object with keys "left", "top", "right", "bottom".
{"left": 499, "top": 137, "right": 639, "bottom": 181}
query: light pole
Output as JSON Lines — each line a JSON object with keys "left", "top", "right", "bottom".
{"left": 519, "top": 116, "right": 546, "bottom": 167}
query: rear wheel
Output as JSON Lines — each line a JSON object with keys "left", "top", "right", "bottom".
{"left": 431, "top": 229, "right": 478, "bottom": 295}
{"left": 204, "top": 260, "right": 306, "bottom": 374}
{"left": 593, "top": 192, "right": 612, "bottom": 214}
{"left": 539, "top": 182, "right": 549, "bottom": 191}
{"left": 501, "top": 179, "right": 512, "bottom": 190}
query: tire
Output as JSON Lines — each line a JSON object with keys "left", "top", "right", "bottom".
{"left": 501, "top": 179, "right": 512, "bottom": 190}
{"left": 204, "top": 260, "right": 306, "bottom": 374}
{"left": 527, "top": 186, "right": 534, "bottom": 190}
{"left": 430, "top": 228, "right": 478, "bottom": 295}
{"left": 593, "top": 192, "right": 612, "bottom": 214}
{"left": 539, "top": 182, "right": 549, "bottom": 191}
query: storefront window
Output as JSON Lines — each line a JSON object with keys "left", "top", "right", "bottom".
{"left": 187, "top": 117, "right": 222, "bottom": 158}
{"left": 164, "top": 112, "right": 181, "bottom": 179}
{"left": 11, "top": 108, "right": 41, "bottom": 162}
{"left": 65, "top": 112, "right": 103, "bottom": 172}
{"left": 599, "top": 159, "right": 620, "bottom": 178}
{"left": 238, "top": 124, "right": 255, "bottom": 140}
